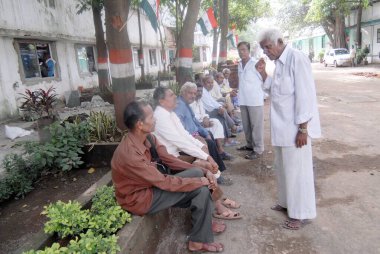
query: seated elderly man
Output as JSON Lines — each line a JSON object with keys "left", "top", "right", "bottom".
{"left": 222, "top": 68, "right": 239, "bottom": 109}
{"left": 111, "top": 101, "right": 225, "bottom": 252}
{"left": 201, "top": 75, "right": 240, "bottom": 146}
{"left": 176, "top": 82, "right": 233, "bottom": 161}
{"left": 153, "top": 87, "right": 243, "bottom": 220}
{"left": 153, "top": 86, "right": 232, "bottom": 185}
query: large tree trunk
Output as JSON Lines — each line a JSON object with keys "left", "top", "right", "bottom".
{"left": 104, "top": 0, "right": 135, "bottom": 130}
{"left": 137, "top": 8, "right": 145, "bottom": 79}
{"left": 177, "top": 0, "right": 201, "bottom": 86}
{"left": 356, "top": 3, "right": 363, "bottom": 48}
{"left": 212, "top": 28, "right": 218, "bottom": 68}
{"left": 218, "top": 0, "right": 228, "bottom": 64}
{"left": 334, "top": 11, "right": 346, "bottom": 48}
{"left": 92, "top": 6, "right": 110, "bottom": 93}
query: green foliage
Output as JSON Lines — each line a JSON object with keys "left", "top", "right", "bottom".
{"left": 229, "top": 0, "right": 270, "bottom": 31}
{"left": 319, "top": 50, "right": 325, "bottom": 61}
{"left": 88, "top": 205, "right": 131, "bottom": 235}
{"left": 0, "top": 154, "right": 36, "bottom": 201}
{"left": 90, "top": 186, "right": 118, "bottom": 213}
{"left": 42, "top": 200, "right": 90, "bottom": 238}
{"left": 168, "top": 81, "right": 181, "bottom": 96}
{"left": 88, "top": 111, "right": 122, "bottom": 143}
{"left": 19, "top": 87, "right": 57, "bottom": 121}
{"left": 135, "top": 74, "right": 156, "bottom": 90}
{"left": 22, "top": 243, "right": 68, "bottom": 254}
{"left": 76, "top": 0, "right": 104, "bottom": 15}
{"left": 67, "top": 230, "right": 120, "bottom": 254}
{"left": 356, "top": 46, "right": 369, "bottom": 64}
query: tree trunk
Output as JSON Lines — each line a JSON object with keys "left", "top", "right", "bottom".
{"left": 104, "top": 0, "right": 135, "bottom": 130}
{"left": 137, "top": 8, "right": 145, "bottom": 79}
{"left": 218, "top": 0, "right": 228, "bottom": 64}
{"left": 177, "top": 0, "right": 201, "bottom": 86}
{"left": 212, "top": 28, "right": 218, "bottom": 68}
{"left": 356, "top": 3, "right": 363, "bottom": 48}
{"left": 92, "top": 6, "right": 110, "bottom": 93}
{"left": 321, "top": 21, "right": 334, "bottom": 46}
{"left": 334, "top": 11, "right": 346, "bottom": 48}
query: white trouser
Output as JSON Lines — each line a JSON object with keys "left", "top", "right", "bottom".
{"left": 207, "top": 118, "right": 225, "bottom": 139}
{"left": 273, "top": 140, "right": 316, "bottom": 220}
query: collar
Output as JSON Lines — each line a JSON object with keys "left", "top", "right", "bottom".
{"left": 127, "top": 131, "right": 150, "bottom": 155}
{"left": 155, "top": 105, "right": 171, "bottom": 117}
{"left": 277, "top": 44, "right": 290, "bottom": 65}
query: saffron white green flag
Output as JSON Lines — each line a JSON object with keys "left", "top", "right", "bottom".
{"left": 140, "top": 0, "right": 159, "bottom": 32}
{"left": 197, "top": 7, "right": 218, "bottom": 36}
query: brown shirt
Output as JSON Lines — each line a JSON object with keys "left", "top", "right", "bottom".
{"left": 111, "top": 132, "right": 205, "bottom": 215}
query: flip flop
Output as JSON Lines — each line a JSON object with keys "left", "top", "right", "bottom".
{"left": 189, "top": 242, "right": 224, "bottom": 252}
{"left": 282, "top": 218, "right": 310, "bottom": 230}
{"left": 270, "top": 204, "right": 287, "bottom": 212}
{"left": 213, "top": 210, "right": 242, "bottom": 220}
{"left": 221, "top": 197, "right": 241, "bottom": 209}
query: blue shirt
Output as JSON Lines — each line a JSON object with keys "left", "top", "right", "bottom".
{"left": 174, "top": 96, "right": 209, "bottom": 138}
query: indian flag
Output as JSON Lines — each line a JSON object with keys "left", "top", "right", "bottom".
{"left": 227, "top": 31, "right": 238, "bottom": 48}
{"left": 197, "top": 7, "right": 218, "bottom": 36}
{"left": 140, "top": 0, "right": 159, "bottom": 32}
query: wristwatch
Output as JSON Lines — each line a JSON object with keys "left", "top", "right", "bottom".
{"left": 298, "top": 127, "right": 308, "bottom": 134}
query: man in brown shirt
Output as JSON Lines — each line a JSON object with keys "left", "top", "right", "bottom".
{"left": 111, "top": 100, "right": 224, "bottom": 252}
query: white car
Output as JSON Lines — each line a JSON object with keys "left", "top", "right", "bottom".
{"left": 323, "top": 48, "right": 351, "bottom": 67}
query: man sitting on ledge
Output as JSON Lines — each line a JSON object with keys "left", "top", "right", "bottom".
{"left": 111, "top": 100, "right": 224, "bottom": 252}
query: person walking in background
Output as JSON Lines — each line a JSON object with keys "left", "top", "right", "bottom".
{"left": 257, "top": 28, "right": 321, "bottom": 230}
{"left": 236, "top": 41, "right": 265, "bottom": 160}
{"left": 350, "top": 45, "right": 356, "bottom": 67}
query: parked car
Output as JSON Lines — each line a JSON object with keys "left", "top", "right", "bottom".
{"left": 323, "top": 48, "right": 351, "bottom": 67}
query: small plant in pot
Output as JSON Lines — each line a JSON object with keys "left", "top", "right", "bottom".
{"left": 19, "top": 87, "right": 58, "bottom": 142}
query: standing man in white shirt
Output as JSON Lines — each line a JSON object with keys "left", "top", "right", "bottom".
{"left": 237, "top": 41, "right": 265, "bottom": 160}
{"left": 257, "top": 28, "right": 321, "bottom": 230}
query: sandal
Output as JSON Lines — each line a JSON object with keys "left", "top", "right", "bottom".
{"left": 270, "top": 204, "right": 287, "bottom": 212}
{"left": 219, "top": 152, "right": 233, "bottom": 161}
{"left": 189, "top": 242, "right": 224, "bottom": 252}
{"left": 224, "top": 140, "right": 240, "bottom": 147}
{"left": 245, "top": 152, "right": 262, "bottom": 160}
{"left": 236, "top": 145, "right": 253, "bottom": 151}
{"left": 213, "top": 210, "right": 242, "bottom": 220}
{"left": 282, "top": 218, "right": 310, "bottom": 230}
{"left": 212, "top": 221, "right": 226, "bottom": 234}
{"left": 221, "top": 197, "right": 241, "bottom": 209}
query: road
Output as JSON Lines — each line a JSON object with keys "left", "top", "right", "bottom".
{"left": 155, "top": 63, "right": 380, "bottom": 254}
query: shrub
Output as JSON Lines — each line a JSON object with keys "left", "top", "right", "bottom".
{"left": 168, "top": 81, "right": 180, "bottom": 96}
{"left": 22, "top": 243, "right": 68, "bottom": 254}
{"left": 19, "top": 87, "right": 58, "bottom": 121}
{"left": 67, "top": 230, "right": 120, "bottom": 254}
{"left": 42, "top": 200, "right": 90, "bottom": 238}
{"left": 90, "top": 186, "right": 118, "bottom": 213}
{"left": 87, "top": 111, "right": 122, "bottom": 143}
{"left": 135, "top": 74, "right": 156, "bottom": 90}
{"left": 88, "top": 205, "right": 131, "bottom": 235}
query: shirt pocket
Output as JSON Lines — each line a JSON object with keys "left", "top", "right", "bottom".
{"left": 279, "top": 76, "right": 294, "bottom": 95}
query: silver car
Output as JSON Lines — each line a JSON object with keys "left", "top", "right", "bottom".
{"left": 323, "top": 48, "right": 351, "bottom": 67}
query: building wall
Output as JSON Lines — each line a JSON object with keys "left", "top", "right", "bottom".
{"left": 346, "top": 1, "right": 380, "bottom": 63}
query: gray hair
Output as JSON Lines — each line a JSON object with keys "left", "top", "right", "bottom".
{"left": 180, "top": 82, "right": 197, "bottom": 96}
{"left": 257, "top": 28, "right": 284, "bottom": 45}
{"left": 153, "top": 86, "right": 169, "bottom": 107}
{"left": 222, "top": 68, "right": 231, "bottom": 74}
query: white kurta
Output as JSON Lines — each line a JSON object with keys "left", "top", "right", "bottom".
{"left": 238, "top": 57, "right": 265, "bottom": 107}
{"left": 190, "top": 100, "right": 225, "bottom": 139}
{"left": 153, "top": 106, "right": 209, "bottom": 160}
{"left": 264, "top": 45, "right": 321, "bottom": 220}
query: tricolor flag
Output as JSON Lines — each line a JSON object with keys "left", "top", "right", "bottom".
{"left": 140, "top": 0, "right": 159, "bottom": 32}
{"left": 197, "top": 7, "right": 218, "bottom": 36}
{"left": 227, "top": 28, "right": 238, "bottom": 48}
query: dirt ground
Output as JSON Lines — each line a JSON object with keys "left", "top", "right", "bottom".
{"left": 155, "top": 63, "right": 380, "bottom": 254}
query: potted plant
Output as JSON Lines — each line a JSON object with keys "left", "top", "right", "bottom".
{"left": 19, "top": 87, "right": 58, "bottom": 142}
{"left": 318, "top": 50, "right": 325, "bottom": 63}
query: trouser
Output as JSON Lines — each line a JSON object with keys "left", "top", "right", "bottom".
{"left": 273, "top": 139, "right": 317, "bottom": 220}
{"left": 147, "top": 168, "right": 214, "bottom": 243}
{"left": 204, "top": 132, "right": 226, "bottom": 172}
{"left": 240, "top": 105, "right": 264, "bottom": 154}
{"left": 208, "top": 109, "right": 235, "bottom": 138}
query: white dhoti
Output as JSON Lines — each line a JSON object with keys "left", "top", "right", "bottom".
{"left": 206, "top": 118, "right": 225, "bottom": 139}
{"left": 273, "top": 139, "right": 316, "bottom": 220}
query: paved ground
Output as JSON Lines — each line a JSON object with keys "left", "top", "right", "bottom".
{"left": 155, "top": 63, "right": 380, "bottom": 254}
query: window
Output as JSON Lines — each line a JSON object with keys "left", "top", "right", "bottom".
{"left": 132, "top": 47, "right": 140, "bottom": 68}
{"left": 193, "top": 47, "right": 200, "bottom": 63}
{"left": 149, "top": 49, "right": 157, "bottom": 66}
{"left": 75, "top": 45, "right": 97, "bottom": 75}
{"left": 17, "top": 40, "right": 57, "bottom": 80}
{"left": 377, "top": 29, "right": 380, "bottom": 43}
{"left": 202, "top": 47, "right": 207, "bottom": 62}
